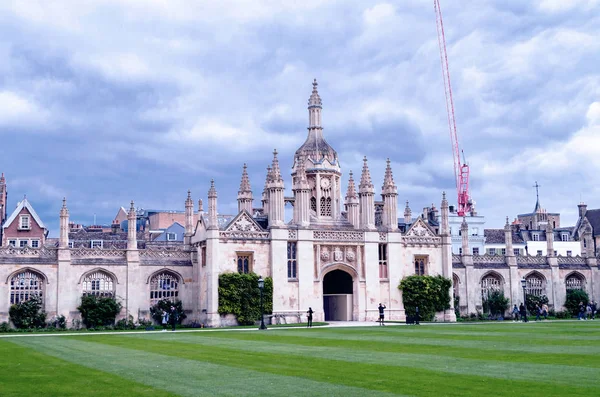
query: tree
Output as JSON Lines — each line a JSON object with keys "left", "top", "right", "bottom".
{"left": 526, "top": 294, "right": 549, "bottom": 316}
{"left": 150, "top": 299, "right": 187, "bottom": 325}
{"left": 399, "top": 275, "right": 452, "bottom": 321}
{"left": 9, "top": 296, "right": 47, "bottom": 329}
{"left": 564, "top": 289, "right": 589, "bottom": 316}
{"left": 482, "top": 290, "right": 509, "bottom": 318}
{"left": 78, "top": 295, "right": 122, "bottom": 328}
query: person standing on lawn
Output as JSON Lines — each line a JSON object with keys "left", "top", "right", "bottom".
{"left": 512, "top": 304, "right": 520, "bottom": 322}
{"left": 307, "top": 307, "right": 314, "bottom": 328}
{"left": 541, "top": 303, "right": 549, "bottom": 320}
{"left": 519, "top": 303, "right": 528, "bottom": 322}
{"left": 170, "top": 305, "right": 178, "bottom": 331}
{"left": 378, "top": 303, "right": 386, "bottom": 326}
{"left": 161, "top": 310, "right": 168, "bottom": 332}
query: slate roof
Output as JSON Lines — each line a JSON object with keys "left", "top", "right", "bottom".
{"left": 584, "top": 209, "right": 600, "bottom": 236}
{"left": 3, "top": 198, "right": 47, "bottom": 230}
{"left": 484, "top": 229, "right": 525, "bottom": 244}
{"left": 71, "top": 258, "right": 127, "bottom": 266}
{"left": 473, "top": 263, "right": 509, "bottom": 269}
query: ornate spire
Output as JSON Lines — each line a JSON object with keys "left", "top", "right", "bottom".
{"left": 441, "top": 191, "right": 448, "bottom": 207}
{"left": 0, "top": 172, "right": 5, "bottom": 184}
{"left": 359, "top": 156, "right": 374, "bottom": 192}
{"left": 129, "top": 200, "right": 135, "bottom": 216}
{"left": 270, "top": 149, "right": 283, "bottom": 184}
{"left": 186, "top": 190, "right": 193, "bottom": 206}
{"left": 346, "top": 171, "right": 357, "bottom": 199}
{"left": 308, "top": 78, "right": 322, "bottom": 108}
{"left": 505, "top": 216, "right": 510, "bottom": 228}
{"left": 198, "top": 199, "right": 203, "bottom": 212}
{"left": 382, "top": 158, "right": 397, "bottom": 195}
{"left": 239, "top": 163, "right": 251, "bottom": 193}
{"left": 60, "top": 197, "right": 69, "bottom": 216}
{"left": 208, "top": 179, "right": 217, "bottom": 198}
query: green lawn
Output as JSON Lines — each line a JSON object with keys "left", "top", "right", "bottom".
{"left": 1, "top": 321, "right": 599, "bottom": 396}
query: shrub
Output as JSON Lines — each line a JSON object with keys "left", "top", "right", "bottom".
{"left": 149, "top": 300, "right": 187, "bottom": 325}
{"left": 9, "top": 296, "right": 47, "bottom": 329}
{"left": 398, "top": 275, "right": 452, "bottom": 321}
{"left": 78, "top": 295, "right": 122, "bottom": 328}
{"left": 48, "top": 315, "right": 67, "bottom": 329}
{"left": 564, "top": 289, "right": 589, "bottom": 315}
{"left": 218, "top": 272, "right": 273, "bottom": 325}
{"left": 526, "top": 294, "right": 549, "bottom": 316}
{"left": 554, "top": 310, "right": 571, "bottom": 319}
{"left": 0, "top": 322, "right": 12, "bottom": 332}
{"left": 115, "top": 315, "right": 136, "bottom": 330}
{"left": 482, "top": 290, "right": 509, "bottom": 319}
{"left": 454, "top": 296, "right": 460, "bottom": 318}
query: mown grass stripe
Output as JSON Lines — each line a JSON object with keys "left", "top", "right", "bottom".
{"left": 0, "top": 340, "right": 174, "bottom": 397}
{"left": 8, "top": 337, "right": 402, "bottom": 397}
{"left": 116, "top": 332, "right": 600, "bottom": 387}
{"left": 58, "top": 333, "right": 597, "bottom": 397}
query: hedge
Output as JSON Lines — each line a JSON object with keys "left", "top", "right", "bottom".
{"left": 218, "top": 273, "right": 273, "bottom": 325}
{"left": 399, "top": 275, "right": 452, "bottom": 321}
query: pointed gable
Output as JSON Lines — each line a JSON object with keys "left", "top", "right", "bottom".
{"left": 3, "top": 198, "right": 46, "bottom": 230}
{"left": 224, "top": 210, "right": 265, "bottom": 233}
{"left": 405, "top": 217, "right": 437, "bottom": 238}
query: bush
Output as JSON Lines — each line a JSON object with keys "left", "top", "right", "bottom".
{"left": 0, "top": 322, "right": 12, "bottom": 332}
{"left": 526, "top": 294, "right": 549, "bottom": 316}
{"left": 115, "top": 315, "right": 136, "bottom": 330}
{"left": 78, "top": 295, "right": 122, "bottom": 328}
{"left": 564, "top": 289, "right": 589, "bottom": 316}
{"left": 48, "top": 315, "right": 67, "bottom": 329}
{"left": 218, "top": 273, "right": 273, "bottom": 325}
{"left": 149, "top": 300, "right": 187, "bottom": 325}
{"left": 482, "top": 290, "right": 509, "bottom": 319}
{"left": 9, "top": 296, "right": 47, "bottom": 329}
{"left": 399, "top": 275, "right": 452, "bottom": 321}
{"left": 454, "top": 296, "right": 460, "bottom": 318}
{"left": 554, "top": 310, "right": 571, "bottom": 319}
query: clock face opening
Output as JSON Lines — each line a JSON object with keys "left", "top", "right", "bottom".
{"left": 321, "top": 178, "right": 331, "bottom": 189}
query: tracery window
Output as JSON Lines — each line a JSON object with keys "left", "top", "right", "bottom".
{"left": 10, "top": 270, "right": 44, "bottom": 305}
{"left": 525, "top": 273, "right": 545, "bottom": 297}
{"left": 481, "top": 273, "right": 502, "bottom": 300}
{"left": 287, "top": 242, "right": 297, "bottom": 279}
{"left": 237, "top": 253, "right": 252, "bottom": 274}
{"left": 565, "top": 273, "right": 585, "bottom": 291}
{"left": 414, "top": 255, "right": 427, "bottom": 275}
{"left": 310, "top": 197, "right": 317, "bottom": 213}
{"left": 82, "top": 271, "right": 115, "bottom": 297}
{"left": 150, "top": 272, "right": 180, "bottom": 305}
{"left": 320, "top": 197, "right": 332, "bottom": 217}
{"left": 453, "top": 274, "right": 460, "bottom": 300}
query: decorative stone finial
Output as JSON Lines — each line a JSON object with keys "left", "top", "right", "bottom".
{"left": 198, "top": 199, "right": 203, "bottom": 212}
{"left": 382, "top": 158, "right": 396, "bottom": 191}
{"left": 346, "top": 171, "right": 357, "bottom": 199}
{"left": 208, "top": 179, "right": 217, "bottom": 198}
{"left": 270, "top": 150, "right": 283, "bottom": 183}
{"left": 239, "top": 163, "right": 252, "bottom": 193}
{"left": 359, "top": 156, "right": 374, "bottom": 191}
{"left": 308, "top": 79, "right": 322, "bottom": 107}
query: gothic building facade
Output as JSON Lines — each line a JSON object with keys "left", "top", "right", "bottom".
{"left": 0, "top": 81, "right": 599, "bottom": 326}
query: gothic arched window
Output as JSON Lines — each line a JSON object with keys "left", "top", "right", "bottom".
{"left": 82, "top": 270, "right": 115, "bottom": 297}
{"left": 525, "top": 273, "right": 545, "bottom": 297}
{"left": 310, "top": 197, "right": 317, "bottom": 213}
{"left": 320, "top": 197, "right": 332, "bottom": 217}
{"left": 565, "top": 273, "right": 585, "bottom": 291}
{"left": 10, "top": 270, "right": 44, "bottom": 305}
{"left": 453, "top": 274, "right": 460, "bottom": 299}
{"left": 481, "top": 273, "right": 503, "bottom": 300}
{"left": 150, "top": 272, "right": 180, "bottom": 306}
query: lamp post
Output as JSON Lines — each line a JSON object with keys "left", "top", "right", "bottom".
{"left": 258, "top": 276, "right": 267, "bottom": 330}
{"left": 520, "top": 277, "right": 528, "bottom": 322}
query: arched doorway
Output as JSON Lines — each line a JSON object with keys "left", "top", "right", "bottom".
{"left": 323, "top": 269, "right": 353, "bottom": 321}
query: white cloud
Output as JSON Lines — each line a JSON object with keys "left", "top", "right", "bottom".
{"left": 0, "top": 91, "right": 48, "bottom": 127}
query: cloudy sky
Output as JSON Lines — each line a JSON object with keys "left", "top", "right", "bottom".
{"left": 1, "top": 0, "right": 599, "bottom": 235}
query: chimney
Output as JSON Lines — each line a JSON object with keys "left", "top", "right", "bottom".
{"left": 578, "top": 202, "right": 587, "bottom": 218}
{"left": 111, "top": 219, "right": 119, "bottom": 234}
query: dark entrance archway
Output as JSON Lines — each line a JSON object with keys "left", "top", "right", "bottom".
{"left": 323, "top": 269, "right": 353, "bottom": 321}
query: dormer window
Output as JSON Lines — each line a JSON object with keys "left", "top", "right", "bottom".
{"left": 561, "top": 233, "right": 569, "bottom": 242}
{"left": 19, "top": 215, "right": 30, "bottom": 230}
{"left": 91, "top": 240, "right": 103, "bottom": 249}
{"left": 532, "top": 233, "right": 540, "bottom": 241}
{"left": 166, "top": 232, "right": 177, "bottom": 241}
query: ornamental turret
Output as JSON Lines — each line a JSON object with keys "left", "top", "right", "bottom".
{"left": 345, "top": 171, "right": 359, "bottom": 229}
{"left": 359, "top": 156, "right": 375, "bottom": 229}
{"left": 127, "top": 200, "right": 137, "bottom": 250}
{"left": 292, "top": 157, "right": 311, "bottom": 226}
{"left": 381, "top": 158, "right": 398, "bottom": 231}
{"left": 267, "top": 150, "right": 285, "bottom": 227}
{"left": 237, "top": 164, "right": 253, "bottom": 213}
{"left": 59, "top": 198, "right": 69, "bottom": 249}
{"left": 207, "top": 180, "right": 218, "bottom": 230}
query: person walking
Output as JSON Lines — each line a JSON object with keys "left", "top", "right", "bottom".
{"left": 535, "top": 304, "right": 541, "bottom": 321}
{"left": 307, "top": 307, "right": 314, "bottom": 328}
{"left": 511, "top": 304, "right": 520, "bottom": 322}
{"left": 161, "top": 310, "right": 168, "bottom": 332}
{"left": 170, "top": 305, "right": 178, "bottom": 331}
{"left": 586, "top": 303, "right": 593, "bottom": 320}
{"left": 541, "top": 303, "right": 549, "bottom": 320}
{"left": 415, "top": 306, "right": 420, "bottom": 325}
{"left": 578, "top": 302, "right": 586, "bottom": 320}
{"left": 519, "top": 303, "right": 528, "bottom": 323}
{"left": 378, "top": 303, "right": 386, "bottom": 326}
{"left": 591, "top": 301, "right": 597, "bottom": 320}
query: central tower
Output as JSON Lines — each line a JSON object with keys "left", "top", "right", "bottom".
{"left": 292, "top": 80, "right": 342, "bottom": 223}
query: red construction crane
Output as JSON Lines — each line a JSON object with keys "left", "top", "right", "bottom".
{"left": 434, "top": 0, "right": 471, "bottom": 216}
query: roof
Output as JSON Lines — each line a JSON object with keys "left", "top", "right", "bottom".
{"left": 294, "top": 129, "right": 338, "bottom": 165}
{"left": 2, "top": 198, "right": 46, "bottom": 230}
{"left": 484, "top": 228, "right": 525, "bottom": 244}
{"left": 584, "top": 209, "right": 600, "bottom": 236}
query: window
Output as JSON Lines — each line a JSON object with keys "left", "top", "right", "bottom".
{"left": 554, "top": 250, "right": 557, "bottom": 256}
{"left": 30, "top": 240, "right": 39, "bottom": 248}
{"left": 472, "top": 227, "right": 479, "bottom": 236}
{"left": 68, "top": 242, "right": 74, "bottom": 248}
{"left": 453, "top": 274, "right": 460, "bottom": 299}
{"left": 19, "top": 215, "right": 30, "bottom": 230}
{"left": 537, "top": 250, "right": 543, "bottom": 256}
{"left": 565, "top": 273, "right": 584, "bottom": 291}
{"left": 310, "top": 197, "right": 317, "bottom": 213}
{"left": 19, "top": 240, "right": 27, "bottom": 248}
{"left": 414, "top": 255, "right": 427, "bottom": 275}
{"left": 201, "top": 246, "right": 207, "bottom": 267}
{"left": 82, "top": 271, "right": 114, "bottom": 297}
{"left": 91, "top": 240, "right": 103, "bottom": 249}
{"left": 500, "top": 248, "right": 506, "bottom": 255}
{"left": 488, "top": 248, "right": 496, "bottom": 256}
{"left": 513, "top": 248, "right": 520, "bottom": 256}
{"left": 150, "top": 272, "right": 180, "bottom": 305}
{"left": 561, "top": 233, "right": 569, "bottom": 242}
{"left": 567, "top": 250, "right": 572, "bottom": 257}
{"left": 10, "top": 270, "right": 44, "bottom": 305}
{"left": 459, "top": 248, "right": 462, "bottom": 255}
{"left": 532, "top": 233, "right": 540, "bottom": 241}
{"left": 481, "top": 273, "right": 502, "bottom": 301}
{"left": 287, "top": 242, "right": 297, "bottom": 279}
{"left": 320, "top": 197, "right": 332, "bottom": 217}
{"left": 237, "top": 253, "right": 252, "bottom": 274}
{"left": 379, "top": 243, "right": 388, "bottom": 279}
{"left": 166, "top": 232, "right": 177, "bottom": 241}
{"left": 472, "top": 247, "right": 479, "bottom": 255}
{"left": 9, "top": 240, "right": 16, "bottom": 247}
{"left": 525, "top": 273, "right": 545, "bottom": 297}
